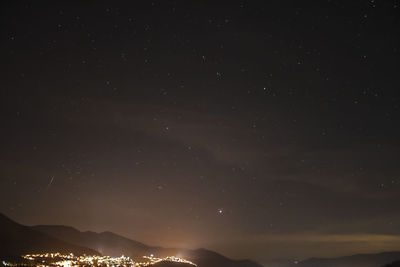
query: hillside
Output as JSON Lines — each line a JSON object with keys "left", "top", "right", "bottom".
{"left": 33, "top": 225, "right": 263, "bottom": 267}
{"left": 32, "top": 225, "right": 157, "bottom": 259}
{"left": 0, "top": 213, "right": 99, "bottom": 261}
{"left": 183, "top": 248, "right": 264, "bottom": 267}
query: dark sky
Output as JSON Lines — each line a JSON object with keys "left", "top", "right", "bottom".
{"left": 1, "top": 0, "right": 400, "bottom": 264}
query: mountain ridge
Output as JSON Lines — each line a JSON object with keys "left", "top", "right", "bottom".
{"left": 33, "top": 224, "right": 263, "bottom": 267}
{"left": 0, "top": 213, "right": 99, "bottom": 261}
{"left": 0, "top": 212, "right": 263, "bottom": 267}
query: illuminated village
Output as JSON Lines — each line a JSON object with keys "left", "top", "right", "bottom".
{"left": 2, "top": 252, "right": 197, "bottom": 267}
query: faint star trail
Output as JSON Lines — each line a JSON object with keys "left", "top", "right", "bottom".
{"left": 46, "top": 176, "right": 55, "bottom": 189}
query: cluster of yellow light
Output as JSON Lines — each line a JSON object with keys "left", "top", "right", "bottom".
{"left": 141, "top": 255, "right": 196, "bottom": 266}
{"left": 23, "top": 253, "right": 134, "bottom": 266}
{"left": 21, "top": 252, "right": 196, "bottom": 267}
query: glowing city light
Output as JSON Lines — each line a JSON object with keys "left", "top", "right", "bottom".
{"left": 14, "top": 252, "right": 197, "bottom": 267}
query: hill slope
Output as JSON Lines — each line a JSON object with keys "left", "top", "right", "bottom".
{"left": 33, "top": 225, "right": 263, "bottom": 267}
{"left": 0, "top": 213, "right": 99, "bottom": 261}
{"left": 32, "top": 225, "right": 161, "bottom": 259}
{"left": 183, "top": 248, "right": 264, "bottom": 267}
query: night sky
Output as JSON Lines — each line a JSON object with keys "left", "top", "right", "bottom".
{"left": 1, "top": 1, "right": 400, "bottom": 264}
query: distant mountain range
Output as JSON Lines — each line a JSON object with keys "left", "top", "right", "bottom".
{"left": 383, "top": 261, "right": 400, "bottom": 267}
{"left": 295, "top": 251, "right": 400, "bottom": 267}
{"left": 261, "top": 252, "right": 400, "bottom": 267}
{"left": 0, "top": 213, "right": 99, "bottom": 261}
{"left": 32, "top": 224, "right": 158, "bottom": 260}
{"left": 0, "top": 212, "right": 262, "bottom": 267}
{"left": 32, "top": 224, "right": 262, "bottom": 267}
{"left": 3, "top": 212, "right": 400, "bottom": 267}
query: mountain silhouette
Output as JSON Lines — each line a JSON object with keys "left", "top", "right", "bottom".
{"left": 297, "top": 251, "right": 400, "bottom": 267}
{"left": 383, "top": 260, "right": 400, "bottom": 267}
{"left": 0, "top": 212, "right": 262, "bottom": 267}
{"left": 182, "top": 248, "right": 264, "bottom": 267}
{"left": 6, "top": 211, "right": 400, "bottom": 267}
{"left": 32, "top": 225, "right": 157, "bottom": 259}
{"left": 0, "top": 213, "right": 99, "bottom": 261}
{"left": 33, "top": 225, "right": 263, "bottom": 267}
